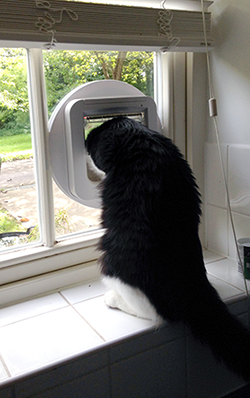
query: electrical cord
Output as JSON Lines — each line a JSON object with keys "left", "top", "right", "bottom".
{"left": 200, "top": 0, "right": 249, "bottom": 298}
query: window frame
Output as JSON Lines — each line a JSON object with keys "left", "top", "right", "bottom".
{"left": 0, "top": 46, "right": 192, "bottom": 307}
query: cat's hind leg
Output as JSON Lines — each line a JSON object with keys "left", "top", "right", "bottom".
{"left": 104, "top": 290, "right": 139, "bottom": 317}
{"left": 103, "top": 276, "right": 163, "bottom": 325}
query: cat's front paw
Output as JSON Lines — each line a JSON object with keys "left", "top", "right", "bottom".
{"left": 104, "top": 290, "right": 120, "bottom": 309}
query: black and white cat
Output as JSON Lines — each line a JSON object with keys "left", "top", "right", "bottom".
{"left": 86, "top": 116, "right": 250, "bottom": 381}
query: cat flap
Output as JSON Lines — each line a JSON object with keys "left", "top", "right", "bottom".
{"left": 49, "top": 80, "right": 161, "bottom": 209}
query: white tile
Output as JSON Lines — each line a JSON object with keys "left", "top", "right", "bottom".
{"left": 29, "top": 368, "right": 110, "bottom": 398}
{"left": 110, "top": 322, "right": 184, "bottom": 364}
{"left": 0, "top": 359, "right": 8, "bottom": 382}
{"left": 187, "top": 334, "right": 245, "bottom": 398}
{"left": 228, "top": 212, "right": 250, "bottom": 259}
{"left": 206, "top": 257, "right": 250, "bottom": 295}
{"left": 75, "top": 296, "right": 156, "bottom": 342}
{"left": 207, "top": 274, "right": 245, "bottom": 303}
{"left": 205, "top": 143, "right": 228, "bottom": 208}
{"left": 61, "top": 280, "right": 107, "bottom": 304}
{"left": 0, "top": 293, "right": 67, "bottom": 328}
{"left": 0, "top": 307, "right": 103, "bottom": 376}
{"left": 228, "top": 144, "right": 250, "bottom": 216}
{"left": 203, "top": 250, "right": 225, "bottom": 264}
{"left": 111, "top": 339, "right": 186, "bottom": 398}
{"left": 206, "top": 205, "right": 228, "bottom": 256}
{"left": 15, "top": 350, "right": 109, "bottom": 398}
{"left": 0, "top": 386, "right": 12, "bottom": 398}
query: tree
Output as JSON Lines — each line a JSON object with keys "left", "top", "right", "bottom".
{"left": 94, "top": 51, "right": 127, "bottom": 80}
{"left": 0, "top": 49, "right": 29, "bottom": 136}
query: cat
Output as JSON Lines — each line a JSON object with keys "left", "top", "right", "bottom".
{"left": 86, "top": 116, "right": 250, "bottom": 381}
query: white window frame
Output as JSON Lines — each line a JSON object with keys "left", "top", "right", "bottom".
{"left": 0, "top": 46, "right": 204, "bottom": 307}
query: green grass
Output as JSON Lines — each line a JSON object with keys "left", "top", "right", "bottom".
{"left": 0, "top": 133, "right": 33, "bottom": 161}
{"left": 0, "top": 133, "right": 32, "bottom": 155}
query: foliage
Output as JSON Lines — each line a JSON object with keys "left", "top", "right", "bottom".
{"left": 1, "top": 151, "right": 33, "bottom": 163}
{"left": 0, "top": 48, "right": 154, "bottom": 141}
{"left": 0, "top": 206, "right": 40, "bottom": 247}
{"left": 42, "top": 50, "right": 154, "bottom": 116}
{"left": 0, "top": 49, "right": 30, "bottom": 136}
{"left": 0, "top": 206, "right": 74, "bottom": 247}
{"left": 0, "top": 206, "right": 25, "bottom": 234}
{"left": 55, "top": 208, "right": 73, "bottom": 235}
{"left": 26, "top": 225, "right": 40, "bottom": 243}
{"left": 122, "top": 52, "right": 154, "bottom": 97}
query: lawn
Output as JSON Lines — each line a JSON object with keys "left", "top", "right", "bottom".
{"left": 0, "top": 134, "right": 32, "bottom": 155}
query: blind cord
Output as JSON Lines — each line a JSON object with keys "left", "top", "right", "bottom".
{"left": 35, "top": 0, "right": 78, "bottom": 50}
{"left": 200, "top": 0, "right": 249, "bottom": 298}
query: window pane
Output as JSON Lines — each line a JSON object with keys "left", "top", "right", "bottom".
{"left": 0, "top": 49, "right": 40, "bottom": 251}
{"left": 43, "top": 50, "right": 154, "bottom": 238}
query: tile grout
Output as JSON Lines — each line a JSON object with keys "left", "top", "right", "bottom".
{"left": 207, "top": 271, "right": 247, "bottom": 294}
{"left": 59, "top": 290, "right": 105, "bottom": 306}
{"left": 0, "top": 302, "right": 69, "bottom": 329}
{"left": 0, "top": 286, "right": 108, "bottom": 382}
{"left": 0, "top": 352, "right": 11, "bottom": 379}
{"left": 59, "top": 291, "right": 107, "bottom": 343}
{"left": 204, "top": 256, "right": 227, "bottom": 265}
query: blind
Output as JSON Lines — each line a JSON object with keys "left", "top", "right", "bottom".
{"left": 0, "top": 0, "right": 213, "bottom": 52}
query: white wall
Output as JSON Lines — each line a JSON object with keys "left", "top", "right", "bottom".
{"left": 205, "top": 0, "right": 250, "bottom": 257}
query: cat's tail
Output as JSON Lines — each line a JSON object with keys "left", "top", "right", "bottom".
{"left": 181, "top": 279, "right": 250, "bottom": 381}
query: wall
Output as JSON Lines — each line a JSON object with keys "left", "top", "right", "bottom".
{"left": 205, "top": 0, "right": 250, "bottom": 257}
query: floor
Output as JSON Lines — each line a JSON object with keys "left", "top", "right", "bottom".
{"left": 0, "top": 250, "right": 249, "bottom": 387}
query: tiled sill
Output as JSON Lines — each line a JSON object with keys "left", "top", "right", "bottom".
{"left": 0, "top": 251, "right": 249, "bottom": 387}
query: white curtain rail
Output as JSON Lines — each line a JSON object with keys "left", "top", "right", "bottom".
{"left": 71, "top": 1, "right": 213, "bottom": 12}
{"left": 0, "top": 0, "right": 213, "bottom": 52}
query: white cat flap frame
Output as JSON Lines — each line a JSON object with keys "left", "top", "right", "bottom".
{"left": 49, "top": 80, "right": 161, "bottom": 209}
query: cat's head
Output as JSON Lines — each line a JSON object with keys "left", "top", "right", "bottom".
{"left": 85, "top": 116, "right": 136, "bottom": 174}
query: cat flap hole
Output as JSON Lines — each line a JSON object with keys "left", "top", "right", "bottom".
{"left": 84, "top": 112, "right": 147, "bottom": 182}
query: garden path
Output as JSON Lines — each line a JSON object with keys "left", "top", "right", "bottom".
{"left": 0, "top": 159, "right": 101, "bottom": 234}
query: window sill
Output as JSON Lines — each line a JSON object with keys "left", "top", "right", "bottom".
{"left": 0, "top": 229, "right": 104, "bottom": 268}
{"left": 0, "top": 230, "right": 104, "bottom": 290}
{"left": 0, "top": 251, "right": 249, "bottom": 394}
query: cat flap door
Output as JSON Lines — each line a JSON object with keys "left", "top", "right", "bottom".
{"left": 49, "top": 80, "right": 161, "bottom": 209}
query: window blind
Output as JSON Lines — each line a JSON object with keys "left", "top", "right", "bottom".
{"left": 0, "top": 0, "right": 213, "bottom": 51}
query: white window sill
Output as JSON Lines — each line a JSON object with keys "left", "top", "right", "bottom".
{"left": 0, "top": 230, "right": 104, "bottom": 288}
{"left": 0, "top": 251, "right": 249, "bottom": 389}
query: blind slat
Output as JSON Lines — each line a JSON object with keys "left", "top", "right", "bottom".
{"left": 0, "top": 0, "right": 213, "bottom": 51}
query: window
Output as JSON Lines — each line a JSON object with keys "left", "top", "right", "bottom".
{"left": 0, "top": 0, "right": 211, "bottom": 306}
{"left": 44, "top": 50, "right": 154, "bottom": 239}
{"left": 0, "top": 49, "right": 154, "bottom": 248}
{"left": 0, "top": 49, "right": 41, "bottom": 250}
{"left": 0, "top": 47, "right": 159, "bottom": 305}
